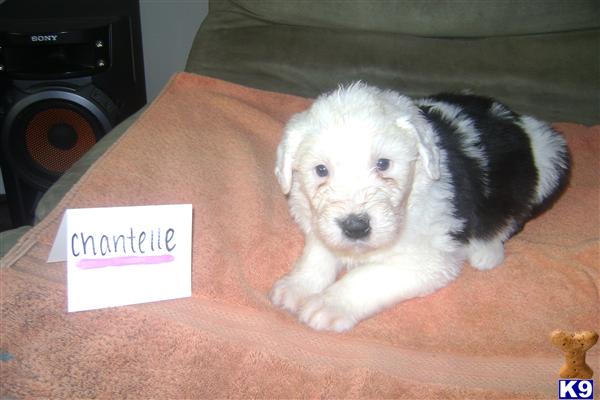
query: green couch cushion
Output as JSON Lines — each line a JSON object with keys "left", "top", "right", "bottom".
{"left": 0, "top": 225, "right": 31, "bottom": 259}
{"left": 218, "top": 0, "right": 599, "bottom": 37}
{"left": 187, "top": 0, "right": 600, "bottom": 124}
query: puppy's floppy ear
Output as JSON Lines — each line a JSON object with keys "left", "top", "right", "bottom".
{"left": 275, "top": 111, "right": 309, "bottom": 194}
{"left": 396, "top": 115, "right": 441, "bottom": 180}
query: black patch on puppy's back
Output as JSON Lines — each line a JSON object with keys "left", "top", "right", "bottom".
{"left": 418, "top": 95, "right": 538, "bottom": 242}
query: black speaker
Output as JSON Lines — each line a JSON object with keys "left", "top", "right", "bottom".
{"left": 0, "top": 0, "right": 146, "bottom": 227}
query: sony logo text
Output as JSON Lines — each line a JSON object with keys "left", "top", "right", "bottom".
{"left": 31, "top": 34, "right": 58, "bottom": 42}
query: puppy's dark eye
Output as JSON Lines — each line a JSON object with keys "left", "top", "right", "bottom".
{"left": 315, "top": 164, "right": 329, "bottom": 177}
{"left": 376, "top": 158, "right": 391, "bottom": 171}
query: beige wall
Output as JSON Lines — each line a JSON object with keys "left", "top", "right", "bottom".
{"left": 139, "top": 0, "right": 209, "bottom": 101}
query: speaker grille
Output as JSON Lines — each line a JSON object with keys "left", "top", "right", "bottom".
{"left": 25, "top": 107, "right": 97, "bottom": 173}
{"left": 4, "top": 98, "right": 106, "bottom": 189}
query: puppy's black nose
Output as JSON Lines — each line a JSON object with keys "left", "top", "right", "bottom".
{"left": 338, "top": 213, "right": 371, "bottom": 240}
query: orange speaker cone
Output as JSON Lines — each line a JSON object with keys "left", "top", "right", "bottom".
{"left": 24, "top": 107, "right": 97, "bottom": 173}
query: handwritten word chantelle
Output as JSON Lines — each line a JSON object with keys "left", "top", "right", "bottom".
{"left": 71, "top": 227, "right": 175, "bottom": 257}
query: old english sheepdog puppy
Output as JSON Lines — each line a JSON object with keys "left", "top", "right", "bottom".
{"left": 270, "top": 82, "right": 570, "bottom": 332}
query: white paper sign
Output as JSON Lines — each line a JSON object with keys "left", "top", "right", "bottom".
{"left": 48, "top": 204, "right": 193, "bottom": 312}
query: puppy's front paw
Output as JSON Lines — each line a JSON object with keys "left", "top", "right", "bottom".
{"left": 298, "top": 294, "right": 357, "bottom": 332}
{"left": 270, "top": 276, "right": 315, "bottom": 313}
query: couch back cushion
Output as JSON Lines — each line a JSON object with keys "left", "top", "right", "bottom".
{"left": 186, "top": 0, "right": 600, "bottom": 124}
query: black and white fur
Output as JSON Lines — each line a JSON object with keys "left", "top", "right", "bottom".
{"left": 417, "top": 93, "right": 570, "bottom": 266}
{"left": 271, "top": 83, "right": 570, "bottom": 332}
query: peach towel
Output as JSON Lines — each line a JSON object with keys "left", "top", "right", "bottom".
{"left": 1, "top": 73, "right": 598, "bottom": 398}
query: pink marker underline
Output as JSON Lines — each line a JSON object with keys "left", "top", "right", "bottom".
{"left": 76, "top": 255, "right": 175, "bottom": 269}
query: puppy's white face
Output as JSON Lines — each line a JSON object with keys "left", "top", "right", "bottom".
{"left": 276, "top": 84, "right": 439, "bottom": 255}
{"left": 293, "top": 108, "right": 417, "bottom": 253}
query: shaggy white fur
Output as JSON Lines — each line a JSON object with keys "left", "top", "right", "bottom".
{"left": 270, "top": 82, "right": 568, "bottom": 332}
